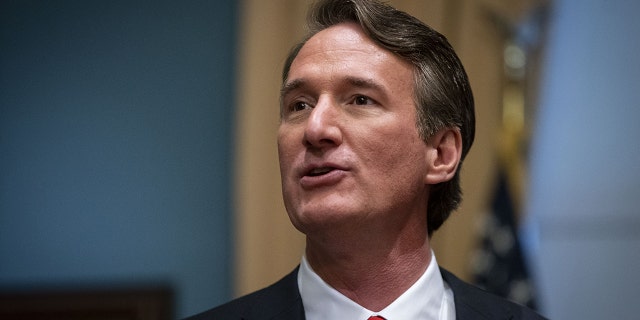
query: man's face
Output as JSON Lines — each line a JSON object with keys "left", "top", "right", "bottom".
{"left": 278, "top": 23, "right": 432, "bottom": 236}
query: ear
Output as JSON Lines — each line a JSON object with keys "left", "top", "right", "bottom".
{"left": 424, "top": 127, "right": 463, "bottom": 185}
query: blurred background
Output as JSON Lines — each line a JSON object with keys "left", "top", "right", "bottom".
{"left": 1, "top": 0, "right": 639, "bottom": 319}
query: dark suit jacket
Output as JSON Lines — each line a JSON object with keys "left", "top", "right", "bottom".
{"left": 186, "top": 267, "right": 547, "bottom": 320}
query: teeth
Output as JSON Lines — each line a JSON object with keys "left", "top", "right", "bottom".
{"left": 309, "top": 167, "right": 333, "bottom": 176}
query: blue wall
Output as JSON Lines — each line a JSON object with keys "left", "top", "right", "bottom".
{"left": 0, "top": 0, "right": 236, "bottom": 317}
{"left": 523, "top": 0, "right": 640, "bottom": 318}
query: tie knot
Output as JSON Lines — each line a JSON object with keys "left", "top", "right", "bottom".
{"left": 368, "top": 316, "right": 386, "bottom": 320}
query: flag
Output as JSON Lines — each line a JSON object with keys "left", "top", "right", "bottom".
{"left": 471, "top": 169, "right": 537, "bottom": 309}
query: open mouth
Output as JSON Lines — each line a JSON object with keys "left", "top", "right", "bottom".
{"left": 307, "top": 167, "right": 335, "bottom": 177}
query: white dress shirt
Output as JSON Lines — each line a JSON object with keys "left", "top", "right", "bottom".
{"left": 298, "top": 251, "right": 455, "bottom": 320}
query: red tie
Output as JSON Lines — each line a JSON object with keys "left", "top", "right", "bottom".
{"left": 368, "top": 316, "right": 386, "bottom": 320}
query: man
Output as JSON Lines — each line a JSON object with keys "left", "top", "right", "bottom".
{"left": 188, "top": 0, "right": 546, "bottom": 319}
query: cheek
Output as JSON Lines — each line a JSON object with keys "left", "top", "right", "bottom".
{"left": 277, "top": 132, "right": 301, "bottom": 182}
{"left": 367, "top": 122, "right": 423, "bottom": 155}
{"left": 364, "top": 128, "right": 427, "bottom": 178}
{"left": 277, "top": 130, "right": 293, "bottom": 163}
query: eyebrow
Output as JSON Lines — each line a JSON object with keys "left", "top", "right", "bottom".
{"left": 280, "top": 76, "right": 387, "bottom": 99}
{"left": 343, "top": 76, "right": 386, "bottom": 93}
{"left": 280, "top": 78, "right": 306, "bottom": 100}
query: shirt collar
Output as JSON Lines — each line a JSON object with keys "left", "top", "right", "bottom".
{"left": 298, "top": 251, "right": 455, "bottom": 320}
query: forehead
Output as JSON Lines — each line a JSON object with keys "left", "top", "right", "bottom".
{"left": 299, "top": 22, "right": 382, "bottom": 58}
{"left": 286, "top": 22, "right": 413, "bottom": 88}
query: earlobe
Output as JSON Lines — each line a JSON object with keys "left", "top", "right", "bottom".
{"left": 424, "top": 128, "right": 463, "bottom": 184}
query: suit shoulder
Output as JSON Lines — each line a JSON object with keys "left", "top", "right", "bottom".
{"left": 440, "top": 268, "right": 547, "bottom": 320}
{"left": 184, "top": 268, "right": 302, "bottom": 320}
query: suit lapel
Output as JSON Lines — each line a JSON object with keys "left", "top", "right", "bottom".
{"left": 263, "top": 301, "right": 305, "bottom": 320}
{"left": 241, "top": 267, "right": 305, "bottom": 320}
{"left": 441, "top": 268, "right": 514, "bottom": 320}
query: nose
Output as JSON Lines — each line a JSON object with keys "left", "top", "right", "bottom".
{"left": 303, "top": 97, "right": 343, "bottom": 149}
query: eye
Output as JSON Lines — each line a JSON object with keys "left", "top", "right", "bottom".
{"left": 291, "top": 101, "right": 312, "bottom": 112}
{"left": 352, "top": 95, "right": 375, "bottom": 106}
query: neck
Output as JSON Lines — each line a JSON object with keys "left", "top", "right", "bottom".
{"left": 304, "top": 222, "right": 432, "bottom": 312}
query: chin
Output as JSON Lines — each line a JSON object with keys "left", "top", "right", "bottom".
{"left": 287, "top": 205, "right": 364, "bottom": 236}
